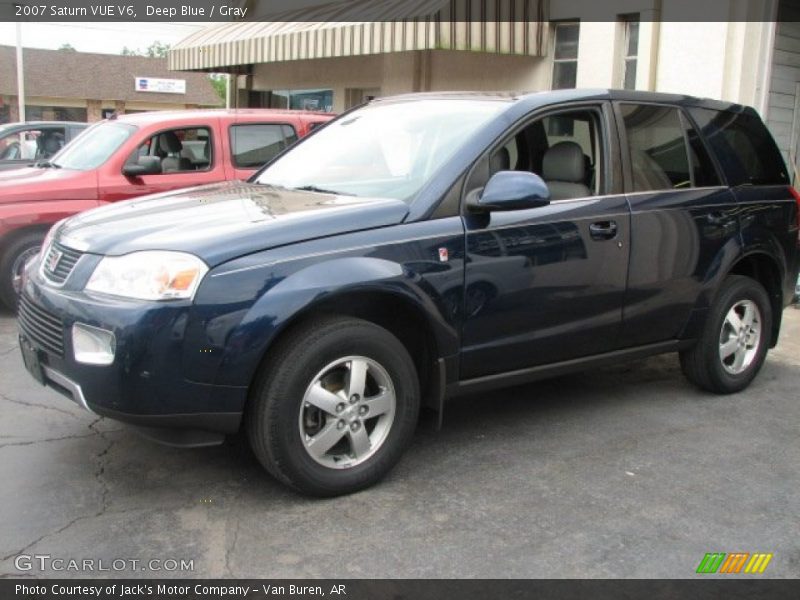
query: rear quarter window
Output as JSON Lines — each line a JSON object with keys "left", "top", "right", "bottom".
{"left": 230, "top": 124, "right": 298, "bottom": 169}
{"left": 688, "top": 107, "right": 789, "bottom": 186}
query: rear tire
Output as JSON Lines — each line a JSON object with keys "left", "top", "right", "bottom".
{"left": 247, "top": 316, "right": 420, "bottom": 496}
{"left": 680, "top": 275, "right": 772, "bottom": 394}
{"left": 0, "top": 232, "right": 43, "bottom": 311}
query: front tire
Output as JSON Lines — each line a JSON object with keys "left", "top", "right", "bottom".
{"left": 680, "top": 275, "right": 772, "bottom": 394}
{"left": 0, "top": 232, "right": 43, "bottom": 311}
{"left": 247, "top": 316, "right": 420, "bottom": 496}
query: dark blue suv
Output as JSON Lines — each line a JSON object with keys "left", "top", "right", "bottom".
{"left": 18, "top": 90, "right": 800, "bottom": 496}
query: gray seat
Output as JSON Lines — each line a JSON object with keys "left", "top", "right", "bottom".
{"left": 159, "top": 132, "right": 192, "bottom": 172}
{"left": 542, "top": 141, "right": 591, "bottom": 200}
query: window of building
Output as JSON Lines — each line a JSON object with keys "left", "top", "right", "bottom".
{"left": 24, "top": 105, "right": 87, "bottom": 122}
{"left": 621, "top": 15, "right": 640, "bottom": 90}
{"left": 230, "top": 124, "right": 298, "bottom": 169}
{"left": 127, "top": 127, "right": 212, "bottom": 174}
{"left": 621, "top": 104, "right": 693, "bottom": 191}
{"left": 552, "top": 22, "right": 580, "bottom": 90}
{"left": 250, "top": 89, "right": 334, "bottom": 112}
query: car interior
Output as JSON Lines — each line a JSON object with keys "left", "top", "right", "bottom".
{"left": 478, "top": 109, "right": 604, "bottom": 202}
{"left": 127, "top": 128, "right": 211, "bottom": 174}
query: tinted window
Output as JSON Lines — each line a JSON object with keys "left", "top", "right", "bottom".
{"left": 683, "top": 115, "right": 721, "bottom": 187}
{"left": 688, "top": 107, "right": 788, "bottom": 186}
{"left": 230, "top": 124, "right": 297, "bottom": 169}
{"left": 0, "top": 126, "right": 66, "bottom": 161}
{"left": 621, "top": 104, "right": 691, "bottom": 191}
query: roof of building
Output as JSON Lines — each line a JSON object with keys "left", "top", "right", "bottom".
{"left": 0, "top": 46, "right": 221, "bottom": 106}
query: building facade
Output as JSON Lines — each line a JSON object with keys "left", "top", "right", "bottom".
{"left": 0, "top": 46, "right": 221, "bottom": 124}
{"left": 169, "top": 0, "right": 799, "bottom": 171}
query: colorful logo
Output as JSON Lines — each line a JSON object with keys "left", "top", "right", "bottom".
{"left": 696, "top": 552, "right": 773, "bottom": 574}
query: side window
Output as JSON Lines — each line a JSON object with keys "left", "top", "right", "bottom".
{"left": 471, "top": 108, "right": 605, "bottom": 202}
{"left": 688, "top": 107, "right": 788, "bottom": 186}
{"left": 682, "top": 113, "right": 722, "bottom": 187}
{"left": 230, "top": 124, "right": 297, "bottom": 169}
{"left": 621, "top": 104, "right": 692, "bottom": 191}
{"left": 126, "top": 127, "right": 212, "bottom": 174}
{"left": 0, "top": 127, "right": 66, "bottom": 161}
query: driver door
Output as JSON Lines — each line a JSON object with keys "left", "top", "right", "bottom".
{"left": 459, "top": 103, "right": 631, "bottom": 380}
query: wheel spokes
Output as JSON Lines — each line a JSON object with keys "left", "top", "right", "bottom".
{"left": 348, "top": 426, "right": 371, "bottom": 459}
{"left": 305, "top": 382, "right": 343, "bottom": 416}
{"left": 346, "top": 359, "right": 368, "bottom": 400}
{"left": 725, "top": 309, "right": 744, "bottom": 333}
{"left": 363, "top": 388, "right": 394, "bottom": 418}
{"left": 719, "top": 338, "right": 738, "bottom": 360}
{"left": 305, "top": 420, "right": 346, "bottom": 459}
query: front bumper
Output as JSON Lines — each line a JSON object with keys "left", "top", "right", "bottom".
{"left": 18, "top": 263, "right": 247, "bottom": 444}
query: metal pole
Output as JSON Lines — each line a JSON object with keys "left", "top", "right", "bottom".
{"left": 15, "top": 21, "right": 26, "bottom": 122}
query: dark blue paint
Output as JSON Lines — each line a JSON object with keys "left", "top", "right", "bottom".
{"left": 18, "top": 90, "right": 800, "bottom": 436}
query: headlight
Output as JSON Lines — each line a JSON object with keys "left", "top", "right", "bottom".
{"left": 85, "top": 251, "right": 208, "bottom": 301}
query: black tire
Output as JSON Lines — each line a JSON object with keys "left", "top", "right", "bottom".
{"left": 247, "top": 316, "right": 420, "bottom": 496}
{"left": 680, "top": 275, "right": 772, "bottom": 394}
{"left": 0, "top": 232, "right": 44, "bottom": 311}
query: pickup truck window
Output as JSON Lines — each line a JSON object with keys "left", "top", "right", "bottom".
{"left": 230, "top": 124, "right": 297, "bottom": 168}
{"left": 128, "top": 127, "right": 212, "bottom": 174}
{"left": 52, "top": 122, "right": 135, "bottom": 170}
{"left": 254, "top": 99, "right": 506, "bottom": 202}
{"left": 688, "top": 107, "right": 789, "bottom": 186}
{"left": 621, "top": 104, "right": 693, "bottom": 191}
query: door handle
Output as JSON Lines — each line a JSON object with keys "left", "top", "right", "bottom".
{"left": 589, "top": 221, "right": 618, "bottom": 240}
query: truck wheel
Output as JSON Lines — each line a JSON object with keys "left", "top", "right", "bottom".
{"left": 247, "top": 316, "right": 420, "bottom": 496}
{"left": 0, "top": 232, "right": 43, "bottom": 311}
{"left": 680, "top": 275, "right": 772, "bottom": 394}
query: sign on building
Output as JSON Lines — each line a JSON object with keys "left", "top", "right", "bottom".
{"left": 134, "top": 77, "right": 187, "bottom": 94}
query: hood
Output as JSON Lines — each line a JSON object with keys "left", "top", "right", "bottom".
{"left": 57, "top": 181, "right": 410, "bottom": 266}
{"left": 0, "top": 166, "right": 94, "bottom": 204}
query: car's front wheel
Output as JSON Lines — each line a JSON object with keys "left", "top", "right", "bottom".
{"left": 680, "top": 275, "right": 772, "bottom": 394}
{"left": 247, "top": 316, "right": 420, "bottom": 496}
{"left": 0, "top": 232, "right": 43, "bottom": 311}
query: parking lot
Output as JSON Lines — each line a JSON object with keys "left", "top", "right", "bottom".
{"left": 1, "top": 306, "right": 798, "bottom": 579}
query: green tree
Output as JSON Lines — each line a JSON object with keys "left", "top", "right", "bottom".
{"left": 121, "top": 41, "right": 171, "bottom": 58}
{"left": 209, "top": 74, "right": 228, "bottom": 104}
{"left": 58, "top": 43, "right": 76, "bottom": 51}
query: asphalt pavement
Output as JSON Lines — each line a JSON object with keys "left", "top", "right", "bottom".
{"left": 1, "top": 306, "right": 798, "bottom": 578}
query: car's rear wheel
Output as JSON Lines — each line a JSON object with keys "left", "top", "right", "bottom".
{"left": 0, "top": 232, "right": 43, "bottom": 311}
{"left": 680, "top": 275, "right": 772, "bottom": 394}
{"left": 247, "top": 316, "right": 419, "bottom": 496}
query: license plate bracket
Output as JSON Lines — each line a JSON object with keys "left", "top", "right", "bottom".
{"left": 19, "top": 335, "right": 45, "bottom": 385}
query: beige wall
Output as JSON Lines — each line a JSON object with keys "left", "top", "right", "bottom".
{"left": 251, "top": 50, "right": 548, "bottom": 111}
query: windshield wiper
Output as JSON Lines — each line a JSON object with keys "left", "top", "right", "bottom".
{"left": 36, "top": 160, "right": 61, "bottom": 169}
{"left": 293, "top": 185, "right": 355, "bottom": 196}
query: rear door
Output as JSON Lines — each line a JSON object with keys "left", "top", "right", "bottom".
{"left": 616, "top": 102, "right": 738, "bottom": 347}
{"left": 227, "top": 121, "right": 299, "bottom": 180}
{"left": 459, "top": 102, "right": 631, "bottom": 379}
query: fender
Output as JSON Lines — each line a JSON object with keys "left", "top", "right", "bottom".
{"left": 187, "top": 253, "right": 462, "bottom": 389}
{"left": 0, "top": 199, "right": 99, "bottom": 241}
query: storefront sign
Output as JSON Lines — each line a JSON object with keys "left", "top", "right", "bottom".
{"left": 134, "top": 77, "right": 186, "bottom": 94}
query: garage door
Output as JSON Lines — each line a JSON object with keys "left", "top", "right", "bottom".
{"left": 768, "top": 1, "right": 800, "bottom": 180}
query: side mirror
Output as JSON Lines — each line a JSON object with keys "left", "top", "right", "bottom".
{"left": 123, "top": 156, "right": 161, "bottom": 177}
{"left": 469, "top": 171, "right": 551, "bottom": 212}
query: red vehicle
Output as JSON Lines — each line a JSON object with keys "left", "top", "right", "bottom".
{"left": 0, "top": 109, "right": 333, "bottom": 309}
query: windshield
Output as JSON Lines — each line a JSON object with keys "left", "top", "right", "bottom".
{"left": 254, "top": 99, "right": 507, "bottom": 201}
{"left": 52, "top": 122, "right": 135, "bottom": 170}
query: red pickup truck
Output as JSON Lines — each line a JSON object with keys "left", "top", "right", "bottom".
{"left": 0, "top": 109, "right": 333, "bottom": 309}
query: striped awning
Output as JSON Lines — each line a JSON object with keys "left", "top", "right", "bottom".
{"left": 169, "top": 0, "right": 545, "bottom": 72}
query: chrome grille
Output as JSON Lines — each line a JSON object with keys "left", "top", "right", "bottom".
{"left": 42, "top": 242, "right": 82, "bottom": 284}
{"left": 18, "top": 294, "right": 64, "bottom": 356}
